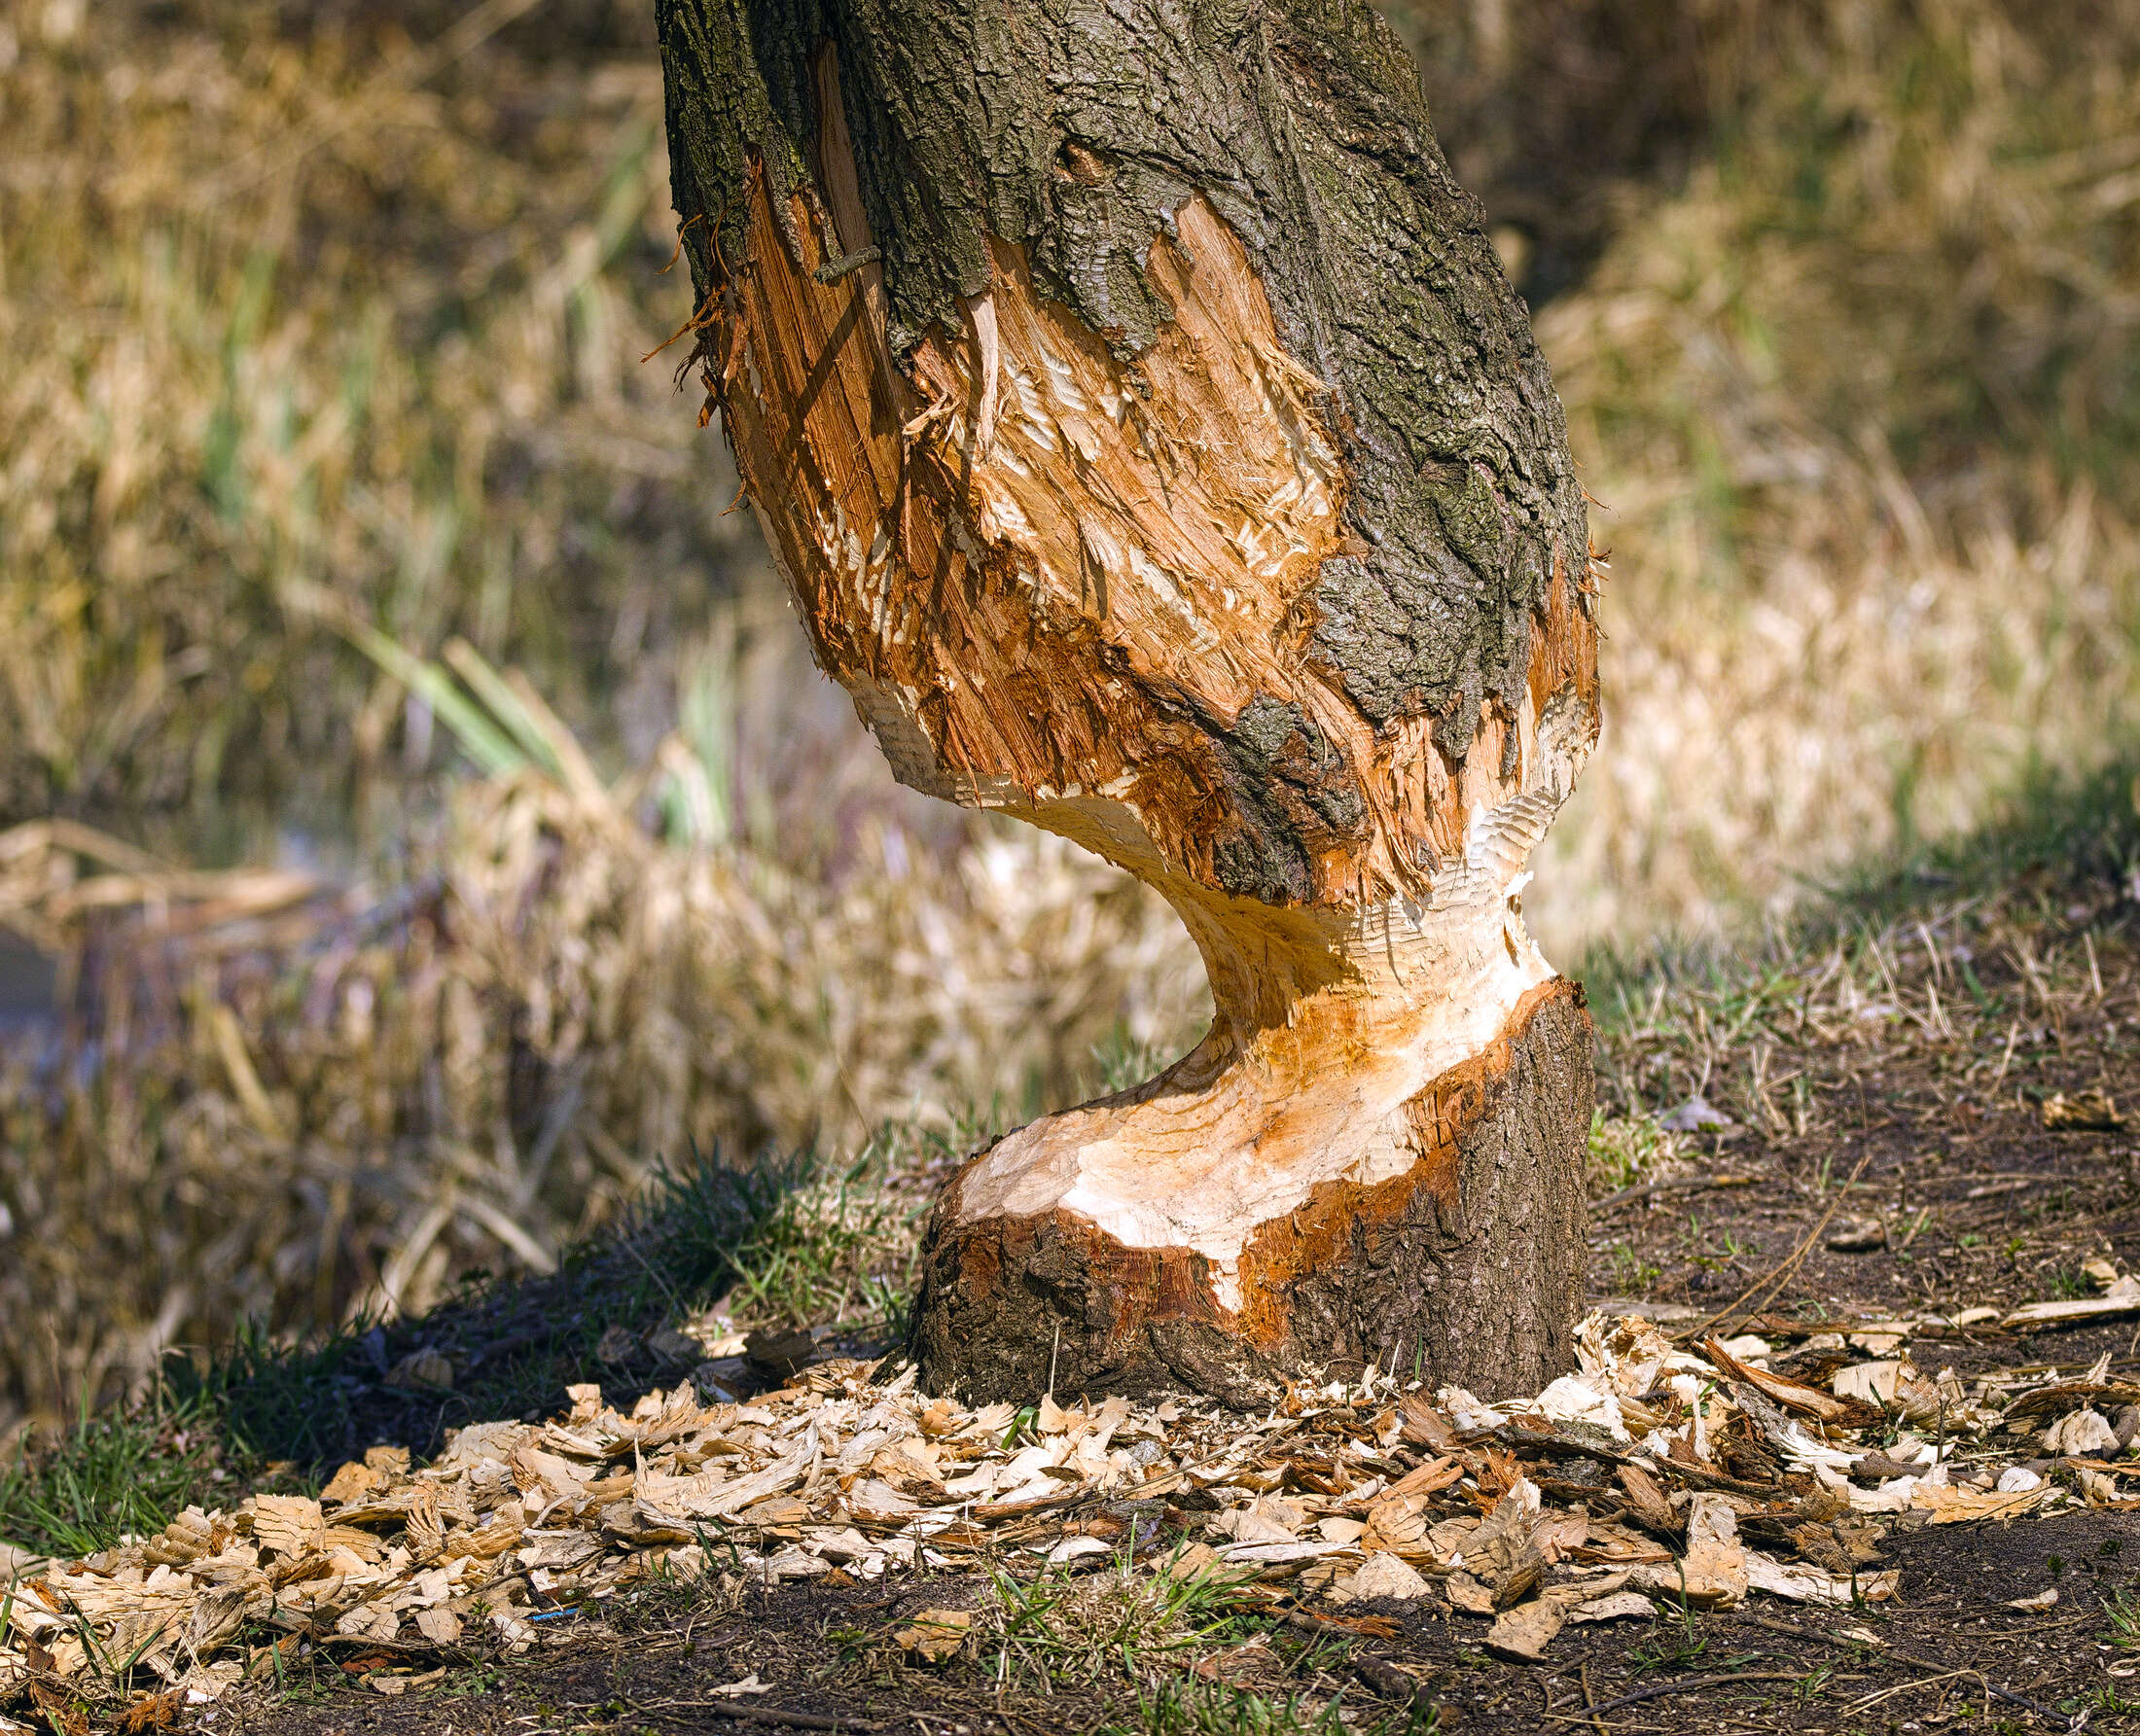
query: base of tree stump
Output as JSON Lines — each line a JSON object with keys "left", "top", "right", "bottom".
{"left": 910, "top": 975, "right": 1592, "bottom": 1405}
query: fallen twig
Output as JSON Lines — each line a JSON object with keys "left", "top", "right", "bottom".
{"left": 1266, "top": 1605, "right": 1429, "bottom": 1707}
{"left": 1268, "top": 1604, "right": 1401, "bottom": 1641}
{"left": 1593, "top": 1174, "right": 1761, "bottom": 1213}
{"left": 1682, "top": 1152, "right": 1872, "bottom": 1340}
{"left": 1577, "top": 1659, "right": 1609, "bottom": 1736}
{"left": 624, "top": 1697, "right": 885, "bottom": 1733}
{"left": 1730, "top": 1612, "right": 2079, "bottom": 1726}
{"left": 1844, "top": 1666, "right": 1980, "bottom": 1714}
{"left": 1732, "top": 1610, "right": 1877, "bottom": 1647}
{"left": 1999, "top": 1613, "right": 2092, "bottom": 1637}
{"left": 1340, "top": 1648, "right": 1435, "bottom": 1710}
{"left": 1581, "top": 1669, "right": 1809, "bottom": 1715}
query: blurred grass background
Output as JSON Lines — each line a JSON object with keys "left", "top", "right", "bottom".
{"left": 1, "top": 0, "right": 2137, "bottom": 1435}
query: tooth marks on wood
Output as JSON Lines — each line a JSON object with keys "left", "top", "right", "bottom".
{"left": 659, "top": 0, "right": 1588, "bottom": 750}
{"left": 698, "top": 157, "right": 1593, "bottom": 907}
{"left": 909, "top": 978, "right": 1592, "bottom": 1403}
{"left": 658, "top": 1, "right": 1600, "bottom": 1404}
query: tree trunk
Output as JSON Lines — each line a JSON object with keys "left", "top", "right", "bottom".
{"left": 657, "top": 0, "right": 1600, "bottom": 1403}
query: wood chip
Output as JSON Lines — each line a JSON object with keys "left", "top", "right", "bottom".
{"left": 1702, "top": 1335, "right": 1850, "bottom": 1423}
{"left": 2005, "top": 1276, "right": 2140, "bottom": 1329}
{"left": 1343, "top": 1553, "right": 1431, "bottom": 1603}
{"left": 251, "top": 1495, "right": 325, "bottom": 1559}
{"left": 47, "top": 1306, "right": 2120, "bottom": 1726}
{"left": 1616, "top": 1461, "right": 1680, "bottom": 1535}
{"left": 1484, "top": 1593, "right": 1568, "bottom": 1661}
{"left": 1629, "top": 1495, "right": 1746, "bottom": 1607}
{"left": 892, "top": 1609, "right": 971, "bottom": 1662}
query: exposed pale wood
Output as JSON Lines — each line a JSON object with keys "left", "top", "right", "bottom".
{"left": 713, "top": 161, "right": 1595, "bottom": 911}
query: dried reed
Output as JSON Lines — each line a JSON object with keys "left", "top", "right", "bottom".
{"left": 1522, "top": 0, "right": 2140, "bottom": 953}
{"left": 0, "top": 706, "right": 1201, "bottom": 1430}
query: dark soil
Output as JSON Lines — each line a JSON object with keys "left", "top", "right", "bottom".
{"left": 1591, "top": 883, "right": 2140, "bottom": 1366}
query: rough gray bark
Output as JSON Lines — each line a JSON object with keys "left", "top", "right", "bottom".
{"left": 658, "top": 0, "right": 1587, "bottom": 805}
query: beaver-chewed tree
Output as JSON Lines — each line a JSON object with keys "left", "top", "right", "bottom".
{"left": 657, "top": 0, "right": 1601, "bottom": 1403}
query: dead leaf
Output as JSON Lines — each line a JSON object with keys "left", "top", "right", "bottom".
{"left": 2077, "top": 1466, "right": 2139, "bottom": 1507}
{"left": 115, "top": 1691, "right": 185, "bottom": 1733}
{"left": 893, "top": 1608, "right": 973, "bottom": 1662}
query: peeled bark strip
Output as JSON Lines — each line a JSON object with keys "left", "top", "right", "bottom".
{"left": 658, "top": 0, "right": 1601, "bottom": 1400}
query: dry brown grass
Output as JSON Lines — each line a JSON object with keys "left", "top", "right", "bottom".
{"left": 0, "top": 0, "right": 738, "bottom": 830}
{"left": 11, "top": 0, "right": 2133, "bottom": 935}
{"left": 1520, "top": 0, "right": 2140, "bottom": 954}
{"left": 0, "top": 733, "right": 1199, "bottom": 1428}
{"left": 3, "top": 0, "right": 2138, "bottom": 1436}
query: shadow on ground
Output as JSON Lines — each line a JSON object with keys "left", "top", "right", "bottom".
{"left": 193, "top": 1153, "right": 899, "bottom": 1473}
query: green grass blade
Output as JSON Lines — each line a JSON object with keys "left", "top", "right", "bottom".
{"left": 441, "top": 637, "right": 566, "bottom": 780}
{"left": 330, "top": 615, "right": 530, "bottom": 779}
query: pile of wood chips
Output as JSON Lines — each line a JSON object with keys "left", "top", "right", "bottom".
{"left": 6, "top": 1302, "right": 2138, "bottom": 1711}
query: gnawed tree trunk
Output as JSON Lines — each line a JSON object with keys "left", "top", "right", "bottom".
{"left": 658, "top": 0, "right": 1599, "bottom": 1403}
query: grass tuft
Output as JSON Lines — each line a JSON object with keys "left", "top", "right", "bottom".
{"left": 1587, "top": 1109, "right": 1679, "bottom": 1195}
{"left": 982, "top": 1556, "right": 1272, "bottom": 1694}
{"left": 1101, "top": 1677, "right": 1438, "bottom": 1736}
{"left": 0, "top": 1387, "right": 230, "bottom": 1560}
{"left": 707, "top": 1159, "right": 919, "bottom": 1334}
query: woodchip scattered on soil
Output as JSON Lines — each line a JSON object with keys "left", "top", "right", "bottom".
{"left": 8, "top": 1297, "right": 2140, "bottom": 1721}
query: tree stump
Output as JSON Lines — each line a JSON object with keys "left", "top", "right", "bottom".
{"left": 658, "top": 0, "right": 1601, "bottom": 1402}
